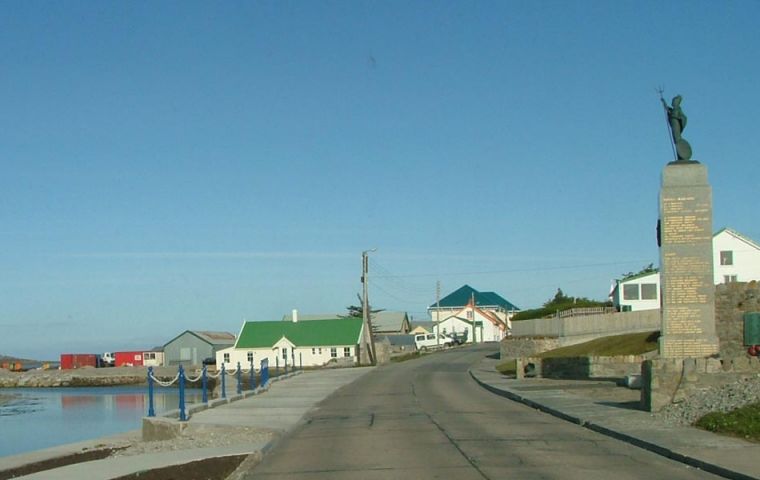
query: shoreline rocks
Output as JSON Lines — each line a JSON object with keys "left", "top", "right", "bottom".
{"left": 0, "top": 366, "right": 190, "bottom": 388}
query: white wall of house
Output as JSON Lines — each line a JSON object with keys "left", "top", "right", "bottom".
{"left": 613, "top": 272, "right": 661, "bottom": 312}
{"left": 713, "top": 230, "right": 760, "bottom": 284}
{"left": 433, "top": 307, "right": 506, "bottom": 343}
{"left": 216, "top": 343, "right": 358, "bottom": 370}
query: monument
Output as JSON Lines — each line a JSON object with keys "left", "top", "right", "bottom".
{"left": 658, "top": 93, "right": 720, "bottom": 357}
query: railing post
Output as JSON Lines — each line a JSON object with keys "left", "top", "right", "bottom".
{"left": 202, "top": 365, "right": 208, "bottom": 404}
{"left": 284, "top": 355, "right": 288, "bottom": 374}
{"left": 299, "top": 352, "right": 302, "bottom": 370}
{"left": 236, "top": 362, "right": 242, "bottom": 395}
{"left": 178, "top": 365, "right": 187, "bottom": 421}
{"left": 221, "top": 362, "right": 226, "bottom": 399}
{"left": 276, "top": 356, "right": 279, "bottom": 375}
{"left": 292, "top": 350, "right": 295, "bottom": 371}
{"left": 147, "top": 366, "right": 155, "bottom": 417}
{"left": 249, "top": 358, "right": 255, "bottom": 389}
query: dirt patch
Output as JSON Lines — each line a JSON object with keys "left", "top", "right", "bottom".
{"left": 112, "top": 454, "right": 248, "bottom": 480}
{"left": 0, "top": 447, "right": 123, "bottom": 480}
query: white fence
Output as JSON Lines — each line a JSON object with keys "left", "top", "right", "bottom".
{"left": 510, "top": 309, "right": 660, "bottom": 344}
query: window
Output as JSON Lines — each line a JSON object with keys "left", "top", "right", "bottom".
{"left": 312, "top": 348, "right": 316, "bottom": 355}
{"left": 720, "top": 251, "right": 733, "bottom": 266}
{"left": 180, "top": 348, "right": 192, "bottom": 361}
{"left": 443, "top": 328, "right": 447, "bottom": 335}
{"left": 281, "top": 348, "right": 288, "bottom": 360}
{"left": 247, "top": 352, "right": 253, "bottom": 363}
{"left": 641, "top": 283, "right": 657, "bottom": 300}
{"left": 145, "top": 353, "right": 155, "bottom": 360}
{"left": 330, "top": 348, "right": 337, "bottom": 358}
{"left": 724, "top": 275, "right": 738, "bottom": 283}
{"left": 623, "top": 284, "right": 640, "bottom": 300}
{"left": 344, "top": 347, "right": 351, "bottom": 357}
{"left": 466, "top": 310, "right": 473, "bottom": 319}
{"left": 223, "top": 353, "right": 230, "bottom": 363}
{"left": 319, "top": 348, "right": 322, "bottom": 354}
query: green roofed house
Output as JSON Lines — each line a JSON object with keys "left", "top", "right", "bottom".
{"left": 215, "top": 316, "right": 364, "bottom": 369}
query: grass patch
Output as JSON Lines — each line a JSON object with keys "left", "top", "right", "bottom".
{"left": 537, "top": 331, "right": 659, "bottom": 359}
{"left": 495, "top": 359, "right": 516, "bottom": 375}
{"left": 390, "top": 352, "right": 423, "bottom": 363}
{"left": 696, "top": 403, "right": 760, "bottom": 441}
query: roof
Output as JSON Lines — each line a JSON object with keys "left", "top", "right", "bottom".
{"left": 281, "top": 313, "right": 342, "bottom": 321}
{"left": 370, "top": 311, "right": 409, "bottom": 333}
{"left": 618, "top": 270, "right": 660, "bottom": 283}
{"left": 430, "top": 285, "right": 519, "bottom": 311}
{"left": 715, "top": 228, "right": 760, "bottom": 251}
{"left": 235, "top": 318, "right": 363, "bottom": 349}
{"left": 377, "top": 334, "right": 416, "bottom": 346}
{"left": 164, "top": 330, "right": 236, "bottom": 348}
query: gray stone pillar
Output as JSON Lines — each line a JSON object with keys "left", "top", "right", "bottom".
{"left": 659, "top": 162, "right": 719, "bottom": 357}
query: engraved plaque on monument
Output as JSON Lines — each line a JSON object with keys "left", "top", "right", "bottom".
{"left": 659, "top": 162, "right": 719, "bottom": 357}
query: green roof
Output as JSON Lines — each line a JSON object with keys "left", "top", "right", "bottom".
{"left": 235, "top": 318, "right": 363, "bottom": 348}
{"left": 430, "top": 285, "right": 519, "bottom": 311}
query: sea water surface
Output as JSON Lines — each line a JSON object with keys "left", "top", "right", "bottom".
{"left": 0, "top": 386, "right": 203, "bottom": 458}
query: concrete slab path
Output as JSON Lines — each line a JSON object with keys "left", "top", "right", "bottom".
{"left": 470, "top": 356, "right": 760, "bottom": 480}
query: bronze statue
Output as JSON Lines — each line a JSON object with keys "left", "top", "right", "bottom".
{"left": 659, "top": 90, "right": 692, "bottom": 161}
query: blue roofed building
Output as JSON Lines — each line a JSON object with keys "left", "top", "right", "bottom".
{"left": 427, "top": 285, "right": 520, "bottom": 342}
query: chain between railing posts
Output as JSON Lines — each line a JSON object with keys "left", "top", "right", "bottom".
{"left": 202, "top": 365, "right": 208, "bottom": 404}
{"left": 249, "top": 359, "right": 255, "bottom": 389}
{"left": 147, "top": 366, "right": 155, "bottom": 417}
{"left": 221, "top": 363, "right": 227, "bottom": 399}
{"left": 178, "top": 365, "right": 187, "bottom": 421}
{"left": 236, "top": 362, "right": 242, "bottom": 395}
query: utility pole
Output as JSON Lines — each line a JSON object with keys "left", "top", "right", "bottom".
{"left": 436, "top": 280, "right": 441, "bottom": 347}
{"left": 471, "top": 292, "right": 478, "bottom": 344}
{"left": 361, "top": 249, "right": 377, "bottom": 365}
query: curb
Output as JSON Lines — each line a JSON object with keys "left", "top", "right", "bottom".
{"left": 468, "top": 368, "right": 758, "bottom": 480}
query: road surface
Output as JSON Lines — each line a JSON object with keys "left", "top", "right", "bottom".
{"left": 243, "top": 345, "right": 720, "bottom": 479}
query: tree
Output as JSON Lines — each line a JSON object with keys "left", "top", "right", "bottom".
{"left": 343, "top": 293, "right": 384, "bottom": 318}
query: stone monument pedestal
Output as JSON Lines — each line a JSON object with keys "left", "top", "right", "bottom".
{"left": 659, "top": 161, "right": 719, "bottom": 358}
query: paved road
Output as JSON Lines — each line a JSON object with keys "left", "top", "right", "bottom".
{"left": 242, "top": 345, "right": 720, "bottom": 480}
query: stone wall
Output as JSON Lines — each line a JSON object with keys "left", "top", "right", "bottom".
{"left": 715, "top": 281, "right": 760, "bottom": 357}
{"left": 500, "top": 337, "right": 561, "bottom": 360}
{"left": 515, "top": 355, "right": 646, "bottom": 380}
{"left": 642, "top": 356, "right": 760, "bottom": 412}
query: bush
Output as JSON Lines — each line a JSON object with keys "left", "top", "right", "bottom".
{"left": 695, "top": 403, "right": 760, "bottom": 441}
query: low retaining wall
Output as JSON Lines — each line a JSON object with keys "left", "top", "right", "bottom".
{"left": 641, "top": 356, "right": 760, "bottom": 412}
{"left": 515, "top": 355, "right": 646, "bottom": 380}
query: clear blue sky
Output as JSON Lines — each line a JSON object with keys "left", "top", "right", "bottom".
{"left": 2, "top": 1, "right": 759, "bottom": 359}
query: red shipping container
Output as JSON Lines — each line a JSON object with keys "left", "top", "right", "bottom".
{"left": 60, "top": 354, "right": 99, "bottom": 369}
{"left": 114, "top": 351, "right": 144, "bottom": 367}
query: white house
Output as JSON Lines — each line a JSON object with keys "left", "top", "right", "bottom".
{"left": 610, "top": 271, "right": 660, "bottom": 312}
{"left": 713, "top": 228, "right": 760, "bottom": 284}
{"left": 611, "top": 228, "right": 760, "bottom": 312}
{"left": 216, "top": 317, "right": 364, "bottom": 369}
{"left": 427, "top": 285, "right": 519, "bottom": 340}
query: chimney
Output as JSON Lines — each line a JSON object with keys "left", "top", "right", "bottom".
{"left": 292, "top": 309, "right": 298, "bottom": 323}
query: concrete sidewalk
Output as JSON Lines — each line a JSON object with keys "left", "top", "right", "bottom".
{"left": 470, "top": 357, "right": 760, "bottom": 480}
{"left": 5, "top": 367, "right": 373, "bottom": 480}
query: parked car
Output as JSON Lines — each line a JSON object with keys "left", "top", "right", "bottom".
{"left": 202, "top": 357, "right": 217, "bottom": 366}
{"left": 414, "top": 333, "right": 454, "bottom": 351}
{"left": 448, "top": 331, "right": 468, "bottom": 345}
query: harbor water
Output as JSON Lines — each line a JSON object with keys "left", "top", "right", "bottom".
{"left": 0, "top": 386, "right": 203, "bottom": 458}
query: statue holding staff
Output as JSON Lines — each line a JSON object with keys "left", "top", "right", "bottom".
{"left": 658, "top": 89, "right": 693, "bottom": 161}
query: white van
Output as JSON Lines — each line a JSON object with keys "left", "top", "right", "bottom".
{"left": 414, "top": 333, "right": 454, "bottom": 351}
